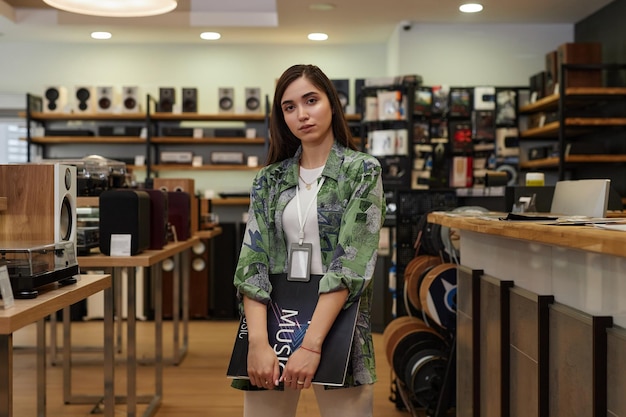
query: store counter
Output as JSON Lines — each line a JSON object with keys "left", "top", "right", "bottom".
{"left": 428, "top": 212, "right": 626, "bottom": 417}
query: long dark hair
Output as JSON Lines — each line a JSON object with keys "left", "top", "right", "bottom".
{"left": 266, "top": 64, "right": 356, "bottom": 165}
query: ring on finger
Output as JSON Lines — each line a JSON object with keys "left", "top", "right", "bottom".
{"left": 297, "top": 380, "right": 305, "bottom": 385}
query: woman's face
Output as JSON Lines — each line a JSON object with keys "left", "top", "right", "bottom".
{"left": 280, "top": 76, "right": 333, "bottom": 146}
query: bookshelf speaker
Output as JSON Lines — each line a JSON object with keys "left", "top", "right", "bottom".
{"left": 96, "top": 86, "right": 114, "bottom": 113}
{"left": 182, "top": 87, "right": 198, "bottom": 113}
{"left": 74, "top": 86, "right": 94, "bottom": 113}
{"left": 0, "top": 163, "right": 77, "bottom": 249}
{"left": 159, "top": 87, "right": 176, "bottom": 112}
{"left": 43, "top": 86, "right": 68, "bottom": 113}
{"left": 218, "top": 87, "right": 234, "bottom": 113}
{"left": 244, "top": 87, "right": 261, "bottom": 113}
{"left": 122, "top": 86, "right": 141, "bottom": 113}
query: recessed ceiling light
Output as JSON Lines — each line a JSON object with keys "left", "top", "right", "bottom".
{"left": 459, "top": 3, "right": 484, "bottom": 13}
{"left": 308, "top": 33, "right": 329, "bottom": 41}
{"left": 309, "top": 3, "right": 336, "bottom": 11}
{"left": 91, "top": 31, "right": 112, "bottom": 40}
{"left": 200, "top": 32, "right": 221, "bottom": 40}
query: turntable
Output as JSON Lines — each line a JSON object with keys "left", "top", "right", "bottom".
{"left": 0, "top": 240, "right": 79, "bottom": 299}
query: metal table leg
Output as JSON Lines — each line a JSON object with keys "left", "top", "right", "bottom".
{"left": 62, "top": 286, "right": 115, "bottom": 417}
{"left": 0, "top": 333, "right": 11, "bottom": 417}
{"left": 139, "top": 250, "right": 190, "bottom": 366}
{"left": 36, "top": 320, "right": 45, "bottom": 417}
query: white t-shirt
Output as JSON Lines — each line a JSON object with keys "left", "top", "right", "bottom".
{"left": 283, "top": 165, "right": 325, "bottom": 275}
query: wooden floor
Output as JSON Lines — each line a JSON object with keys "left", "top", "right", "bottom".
{"left": 12, "top": 319, "right": 415, "bottom": 416}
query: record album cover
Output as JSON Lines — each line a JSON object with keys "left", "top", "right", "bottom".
{"left": 227, "top": 274, "right": 360, "bottom": 386}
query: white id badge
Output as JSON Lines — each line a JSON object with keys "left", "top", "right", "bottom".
{"left": 288, "top": 243, "right": 312, "bottom": 282}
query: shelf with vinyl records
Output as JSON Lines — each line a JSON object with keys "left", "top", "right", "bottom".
{"left": 405, "top": 85, "right": 530, "bottom": 190}
{"left": 518, "top": 63, "right": 626, "bottom": 185}
{"left": 359, "top": 81, "right": 420, "bottom": 191}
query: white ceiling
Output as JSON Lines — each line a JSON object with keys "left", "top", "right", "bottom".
{"left": 0, "top": 0, "right": 616, "bottom": 45}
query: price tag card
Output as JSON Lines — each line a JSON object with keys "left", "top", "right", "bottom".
{"left": 0, "top": 265, "right": 15, "bottom": 309}
{"left": 110, "top": 234, "right": 132, "bottom": 256}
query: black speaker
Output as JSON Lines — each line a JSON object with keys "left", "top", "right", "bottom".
{"left": 43, "top": 86, "right": 67, "bottom": 113}
{"left": 159, "top": 87, "right": 176, "bottom": 112}
{"left": 182, "top": 87, "right": 198, "bottom": 113}
{"left": 354, "top": 78, "right": 365, "bottom": 115}
{"left": 74, "top": 86, "right": 94, "bottom": 113}
{"left": 144, "top": 189, "right": 169, "bottom": 250}
{"left": 210, "top": 222, "right": 242, "bottom": 319}
{"left": 99, "top": 189, "right": 151, "bottom": 256}
{"left": 331, "top": 79, "right": 350, "bottom": 111}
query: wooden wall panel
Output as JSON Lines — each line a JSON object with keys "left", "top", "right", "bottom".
{"left": 607, "top": 326, "right": 626, "bottom": 417}
{"left": 549, "top": 303, "right": 611, "bottom": 417}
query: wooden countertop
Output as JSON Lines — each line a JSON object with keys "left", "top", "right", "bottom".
{"left": 78, "top": 237, "right": 200, "bottom": 268}
{"left": 428, "top": 211, "right": 626, "bottom": 259}
{"left": 0, "top": 274, "right": 111, "bottom": 334}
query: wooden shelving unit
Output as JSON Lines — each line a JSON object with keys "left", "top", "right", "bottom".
{"left": 518, "top": 64, "right": 626, "bottom": 205}
{"left": 28, "top": 136, "right": 146, "bottom": 144}
{"left": 150, "top": 137, "right": 265, "bottom": 145}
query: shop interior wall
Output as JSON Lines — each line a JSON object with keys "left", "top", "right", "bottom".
{"left": 0, "top": 23, "right": 574, "bottom": 194}
{"left": 575, "top": 0, "right": 626, "bottom": 67}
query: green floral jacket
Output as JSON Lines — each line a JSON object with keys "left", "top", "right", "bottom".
{"left": 232, "top": 141, "right": 386, "bottom": 390}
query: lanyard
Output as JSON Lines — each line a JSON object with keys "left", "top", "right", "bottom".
{"left": 295, "top": 176, "right": 325, "bottom": 246}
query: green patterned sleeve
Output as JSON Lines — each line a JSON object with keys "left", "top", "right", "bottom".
{"left": 232, "top": 169, "right": 273, "bottom": 305}
{"left": 319, "top": 155, "right": 386, "bottom": 303}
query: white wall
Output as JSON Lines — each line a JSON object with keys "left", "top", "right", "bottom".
{"left": 0, "top": 42, "right": 387, "bottom": 113}
{"left": 395, "top": 23, "right": 574, "bottom": 86}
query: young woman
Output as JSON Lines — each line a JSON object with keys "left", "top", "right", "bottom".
{"left": 232, "top": 64, "right": 385, "bottom": 417}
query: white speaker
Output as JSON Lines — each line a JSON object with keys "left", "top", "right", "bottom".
{"left": 43, "top": 86, "right": 68, "bottom": 113}
{"left": 54, "top": 163, "right": 77, "bottom": 250}
{"left": 74, "top": 86, "right": 95, "bottom": 113}
{"left": 244, "top": 87, "right": 262, "bottom": 113}
{"left": 96, "top": 86, "right": 115, "bottom": 113}
{"left": 122, "top": 86, "right": 141, "bottom": 113}
{"left": 218, "top": 87, "right": 234, "bottom": 113}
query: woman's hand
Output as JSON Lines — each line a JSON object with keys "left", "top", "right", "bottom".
{"left": 247, "top": 340, "right": 280, "bottom": 389}
{"left": 280, "top": 346, "right": 321, "bottom": 390}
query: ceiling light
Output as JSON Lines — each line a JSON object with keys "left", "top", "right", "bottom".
{"left": 308, "top": 33, "right": 329, "bottom": 41}
{"left": 200, "top": 32, "right": 221, "bottom": 40}
{"left": 459, "top": 3, "right": 484, "bottom": 13}
{"left": 91, "top": 31, "right": 112, "bottom": 40}
{"left": 43, "top": 0, "right": 177, "bottom": 18}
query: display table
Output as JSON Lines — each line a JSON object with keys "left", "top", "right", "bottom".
{"left": 428, "top": 212, "right": 626, "bottom": 417}
{"left": 0, "top": 274, "right": 113, "bottom": 417}
{"left": 76, "top": 238, "right": 199, "bottom": 417}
